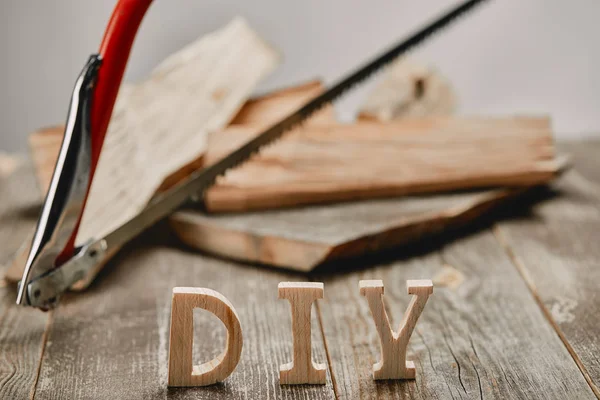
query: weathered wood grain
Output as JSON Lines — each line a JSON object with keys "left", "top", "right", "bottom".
{"left": 315, "top": 229, "right": 595, "bottom": 399}
{"left": 204, "top": 117, "right": 559, "bottom": 212}
{"left": 172, "top": 188, "right": 533, "bottom": 272}
{"left": 0, "top": 165, "right": 49, "bottom": 399}
{"left": 491, "top": 139, "right": 600, "bottom": 397}
{"left": 1, "top": 142, "right": 598, "bottom": 399}
{"left": 33, "top": 230, "right": 335, "bottom": 399}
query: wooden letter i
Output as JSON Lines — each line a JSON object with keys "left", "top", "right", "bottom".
{"left": 279, "top": 282, "right": 327, "bottom": 385}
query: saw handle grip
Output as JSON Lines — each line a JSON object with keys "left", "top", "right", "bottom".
{"left": 58, "top": 0, "right": 154, "bottom": 262}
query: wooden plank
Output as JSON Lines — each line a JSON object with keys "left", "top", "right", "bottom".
{"left": 492, "top": 140, "right": 600, "bottom": 397}
{"left": 157, "top": 79, "right": 335, "bottom": 194}
{"left": 315, "top": 230, "right": 596, "bottom": 399}
{"left": 229, "top": 79, "right": 335, "bottom": 126}
{"left": 172, "top": 116, "right": 565, "bottom": 272}
{"left": 172, "top": 188, "right": 533, "bottom": 272}
{"left": 0, "top": 164, "right": 49, "bottom": 399}
{"left": 204, "top": 117, "right": 560, "bottom": 213}
{"left": 78, "top": 17, "right": 279, "bottom": 244}
{"left": 33, "top": 230, "right": 335, "bottom": 399}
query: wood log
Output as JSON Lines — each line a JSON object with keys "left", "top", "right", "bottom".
{"left": 204, "top": 117, "right": 561, "bottom": 213}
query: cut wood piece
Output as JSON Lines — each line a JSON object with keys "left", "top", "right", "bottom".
{"left": 171, "top": 187, "right": 541, "bottom": 272}
{"left": 359, "top": 279, "right": 433, "bottom": 380}
{"left": 279, "top": 282, "right": 327, "bottom": 385}
{"left": 229, "top": 80, "right": 335, "bottom": 126}
{"left": 204, "top": 117, "right": 561, "bottom": 213}
{"left": 5, "top": 18, "right": 280, "bottom": 287}
{"left": 168, "top": 287, "right": 243, "bottom": 387}
{"left": 161, "top": 79, "right": 335, "bottom": 192}
{"left": 358, "top": 58, "right": 457, "bottom": 121}
{"left": 79, "top": 17, "right": 278, "bottom": 248}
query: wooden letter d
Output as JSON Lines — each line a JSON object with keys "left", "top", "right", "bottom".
{"left": 168, "top": 287, "right": 243, "bottom": 386}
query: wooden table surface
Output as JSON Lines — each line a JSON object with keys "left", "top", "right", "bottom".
{"left": 1, "top": 140, "right": 599, "bottom": 400}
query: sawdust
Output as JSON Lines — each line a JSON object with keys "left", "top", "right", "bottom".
{"left": 433, "top": 264, "right": 465, "bottom": 290}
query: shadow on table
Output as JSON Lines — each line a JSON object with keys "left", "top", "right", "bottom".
{"left": 82, "top": 184, "right": 562, "bottom": 294}
{"left": 311, "top": 184, "right": 560, "bottom": 278}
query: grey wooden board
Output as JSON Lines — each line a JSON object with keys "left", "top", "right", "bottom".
{"left": 1, "top": 141, "right": 599, "bottom": 399}
{"left": 184, "top": 190, "right": 511, "bottom": 245}
{"left": 0, "top": 164, "right": 48, "bottom": 399}
{"left": 314, "top": 230, "right": 596, "bottom": 399}
{"left": 33, "top": 232, "right": 335, "bottom": 399}
{"left": 492, "top": 140, "right": 600, "bottom": 396}
{"left": 172, "top": 188, "right": 528, "bottom": 273}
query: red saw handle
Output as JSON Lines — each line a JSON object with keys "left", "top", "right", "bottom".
{"left": 58, "top": 0, "right": 154, "bottom": 263}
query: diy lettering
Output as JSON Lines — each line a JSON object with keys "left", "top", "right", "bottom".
{"left": 167, "top": 280, "right": 433, "bottom": 387}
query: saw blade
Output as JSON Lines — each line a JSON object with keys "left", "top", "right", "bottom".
{"left": 107, "top": 0, "right": 490, "bottom": 249}
{"left": 25, "top": 0, "right": 491, "bottom": 308}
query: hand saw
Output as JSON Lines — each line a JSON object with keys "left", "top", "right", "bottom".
{"left": 17, "top": 0, "right": 490, "bottom": 309}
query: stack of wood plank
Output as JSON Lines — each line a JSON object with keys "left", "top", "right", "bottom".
{"left": 5, "top": 18, "right": 566, "bottom": 283}
{"left": 171, "top": 81, "right": 565, "bottom": 271}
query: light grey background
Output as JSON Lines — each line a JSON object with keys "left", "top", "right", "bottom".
{"left": 1, "top": 0, "right": 598, "bottom": 151}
